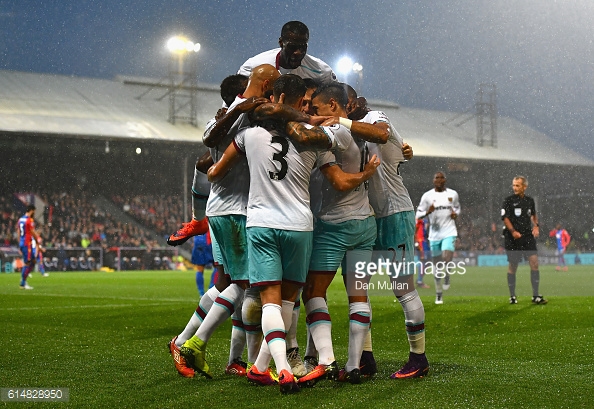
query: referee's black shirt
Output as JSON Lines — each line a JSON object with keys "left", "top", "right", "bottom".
{"left": 501, "top": 194, "right": 536, "bottom": 236}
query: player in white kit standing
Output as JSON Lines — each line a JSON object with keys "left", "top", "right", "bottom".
{"left": 415, "top": 171, "right": 461, "bottom": 304}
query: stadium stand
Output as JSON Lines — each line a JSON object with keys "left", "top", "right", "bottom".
{"left": 1, "top": 69, "right": 594, "bottom": 261}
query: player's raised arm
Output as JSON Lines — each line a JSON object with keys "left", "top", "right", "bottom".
{"left": 207, "top": 137, "right": 243, "bottom": 183}
{"left": 251, "top": 101, "right": 312, "bottom": 123}
{"left": 285, "top": 121, "right": 332, "bottom": 149}
{"left": 203, "top": 97, "right": 269, "bottom": 148}
{"left": 195, "top": 151, "right": 214, "bottom": 175}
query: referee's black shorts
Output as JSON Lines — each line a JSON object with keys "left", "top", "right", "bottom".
{"left": 505, "top": 233, "right": 537, "bottom": 265}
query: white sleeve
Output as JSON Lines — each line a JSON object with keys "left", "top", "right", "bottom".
{"left": 316, "top": 150, "right": 336, "bottom": 169}
{"left": 234, "top": 128, "right": 247, "bottom": 153}
{"left": 322, "top": 66, "right": 337, "bottom": 84}
{"left": 311, "top": 56, "right": 337, "bottom": 84}
{"left": 366, "top": 110, "right": 389, "bottom": 124}
{"left": 237, "top": 58, "right": 254, "bottom": 77}
{"left": 416, "top": 192, "right": 431, "bottom": 219}
{"left": 452, "top": 191, "right": 461, "bottom": 215}
{"left": 203, "top": 117, "right": 217, "bottom": 141}
{"left": 322, "top": 124, "right": 352, "bottom": 152}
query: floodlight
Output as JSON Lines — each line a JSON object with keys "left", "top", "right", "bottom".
{"left": 337, "top": 57, "right": 354, "bottom": 75}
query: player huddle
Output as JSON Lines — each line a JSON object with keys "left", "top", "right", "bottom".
{"left": 165, "top": 20, "right": 431, "bottom": 395}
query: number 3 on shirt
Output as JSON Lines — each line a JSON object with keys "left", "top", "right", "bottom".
{"left": 269, "top": 135, "right": 289, "bottom": 181}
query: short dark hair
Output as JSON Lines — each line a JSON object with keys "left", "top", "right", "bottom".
{"left": 344, "top": 83, "right": 357, "bottom": 101}
{"left": 311, "top": 83, "right": 349, "bottom": 109}
{"left": 281, "top": 21, "right": 309, "bottom": 40}
{"left": 303, "top": 78, "right": 320, "bottom": 91}
{"left": 273, "top": 74, "right": 306, "bottom": 105}
{"left": 220, "top": 74, "right": 248, "bottom": 107}
{"left": 26, "top": 204, "right": 36, "bottom": 212}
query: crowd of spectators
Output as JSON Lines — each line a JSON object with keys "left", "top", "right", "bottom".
{"left": 1, "top": 192, "right": 161, "bottom": 249}
{"left": 111, "top": 194, "right": 186, "bottom": 240}
{"left": 1, "top": 192, "right": 185, "bottom": 271}
{"left": 3, "top": 191, "right": 592, "bottom": 269}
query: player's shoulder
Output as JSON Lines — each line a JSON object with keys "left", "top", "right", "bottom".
{"left": 300, "top": 54, "right": 336, "bottom": 81}
{"left": 323, "top": 123, "right": 352, "bottom": 152}
{"left": 238, "top": 49, "right": 280, "bottom": 74}
{"left": 302, "top": 53, "right": 331, "bottom": 69}
{"left": 361, "top": 110, "right": 390, "bottom": 124}
{"left": 227, "top": 95, "right": 247, "bottom": 112}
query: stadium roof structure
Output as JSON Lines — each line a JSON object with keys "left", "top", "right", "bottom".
{"left": 367, "top": 100, "right": 594, "bottom": 167}
{"left": 1, "top": 69, "right": 593, "bottom": 167}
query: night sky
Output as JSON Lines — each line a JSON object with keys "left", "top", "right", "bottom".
{"left": 2, "top": 0, "right": 593, "bottom": 159}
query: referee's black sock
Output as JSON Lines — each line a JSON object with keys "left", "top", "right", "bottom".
{"left": 530, "top": 270, "right": 540, "bottom": 297}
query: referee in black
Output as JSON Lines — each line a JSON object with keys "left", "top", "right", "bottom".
{"left": 501, "top": 176, "right": 547, "bottom": 305}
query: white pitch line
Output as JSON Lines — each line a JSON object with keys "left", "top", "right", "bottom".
{"left": 0, "top": 291, "right": 197, "bottom": 303}
{"left": 1, "top": 302, "right": 179, "bottom": 311}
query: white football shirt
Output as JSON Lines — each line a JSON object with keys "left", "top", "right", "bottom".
{"left": 315, "top": 129, "right": 374, "bottom": 223}
{"left": 205, "top": 96, "right": 250, "bottom": 217}
{"left": 234, "top": 124, "right": 323, "bottom": 231}
{"left": 362, "top": 111, "right": 414, "bottom": 217}
{"left": 415, "top": 188, "right": 461, "bottom": 242}
{"left": 238, "top": 48, "right": 336, "bottom": 84}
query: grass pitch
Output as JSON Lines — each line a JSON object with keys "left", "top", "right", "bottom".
{"left": 1, "top": 266, "right": 593, "bottom": 408}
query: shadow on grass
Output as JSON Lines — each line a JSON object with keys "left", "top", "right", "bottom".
{"left": 376, "top": 359, "right": 467, "bottom": 380}
{"left": 464, "top": 302, "right": 532, "bottom": 327}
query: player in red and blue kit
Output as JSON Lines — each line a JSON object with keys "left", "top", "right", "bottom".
{"left": 549, "top": 223, "right": 571, "bottom": 271}
{"left": 18, "top": 204, "right": 41, "bottom": 290}
{"left": 415, "top": 218, "right": 430, "bottom": 289}
{"left": 192, "top": 231, "right": 217, "bottom": 296}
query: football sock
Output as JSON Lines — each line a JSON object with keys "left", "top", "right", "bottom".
{"left": 363, "top": 329, "right": 373, "bottom": 352}
{"left": 507, "top": 272, "right": 516, "bottom": 297}
{"left": 176, "top": 286, "right": 220, "bottom": 347}
{"left": 305, "top": 297, "right": 335, "bottom": 365}
{"left": 191, "top": 167, "right": 209, "bottom": 220}
{"left": 346, "top": 302, "right": 370, "bottom": 371}
{"left": 282, "top": 300, "right": 295, "bottom": 331}
{"left": 196, "top": 283, "right": 244, "bottom": 342}
{"left": 242, "top": 287, "right": 263, "bottom": 363}
{"left": 304, "top": 324, "right": 318, "bottom": 358}
{"left": 285, "top": 292, "right": 301, "bottom": 350}
{"left": 253, "top": 339, "right": 273, "bottom": 373}
{"left": 261, "top": 303, "right": 291, "bottom": 374}
{"left": 559, "top": 255, "right": 566, "bottom": 266}
{"left": 530, "top": 270, "right": 540, "bottom": 297}
{"left": 363, "top": 300, "right": 373, "bottom": 352}
{"left": 196, "top": 271, "right": 205, "bottom": 296}
{"left": 228, "top": 305, "right": 246, "bottom": 365}
{"left": 397, "top": 290, "right": 426, "bottom": 354}
{"left": 434, "top": 276, "right": 443, "bottom": 294}
{"left": 21, "top": 264, "right": 32, "bottom": 286}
